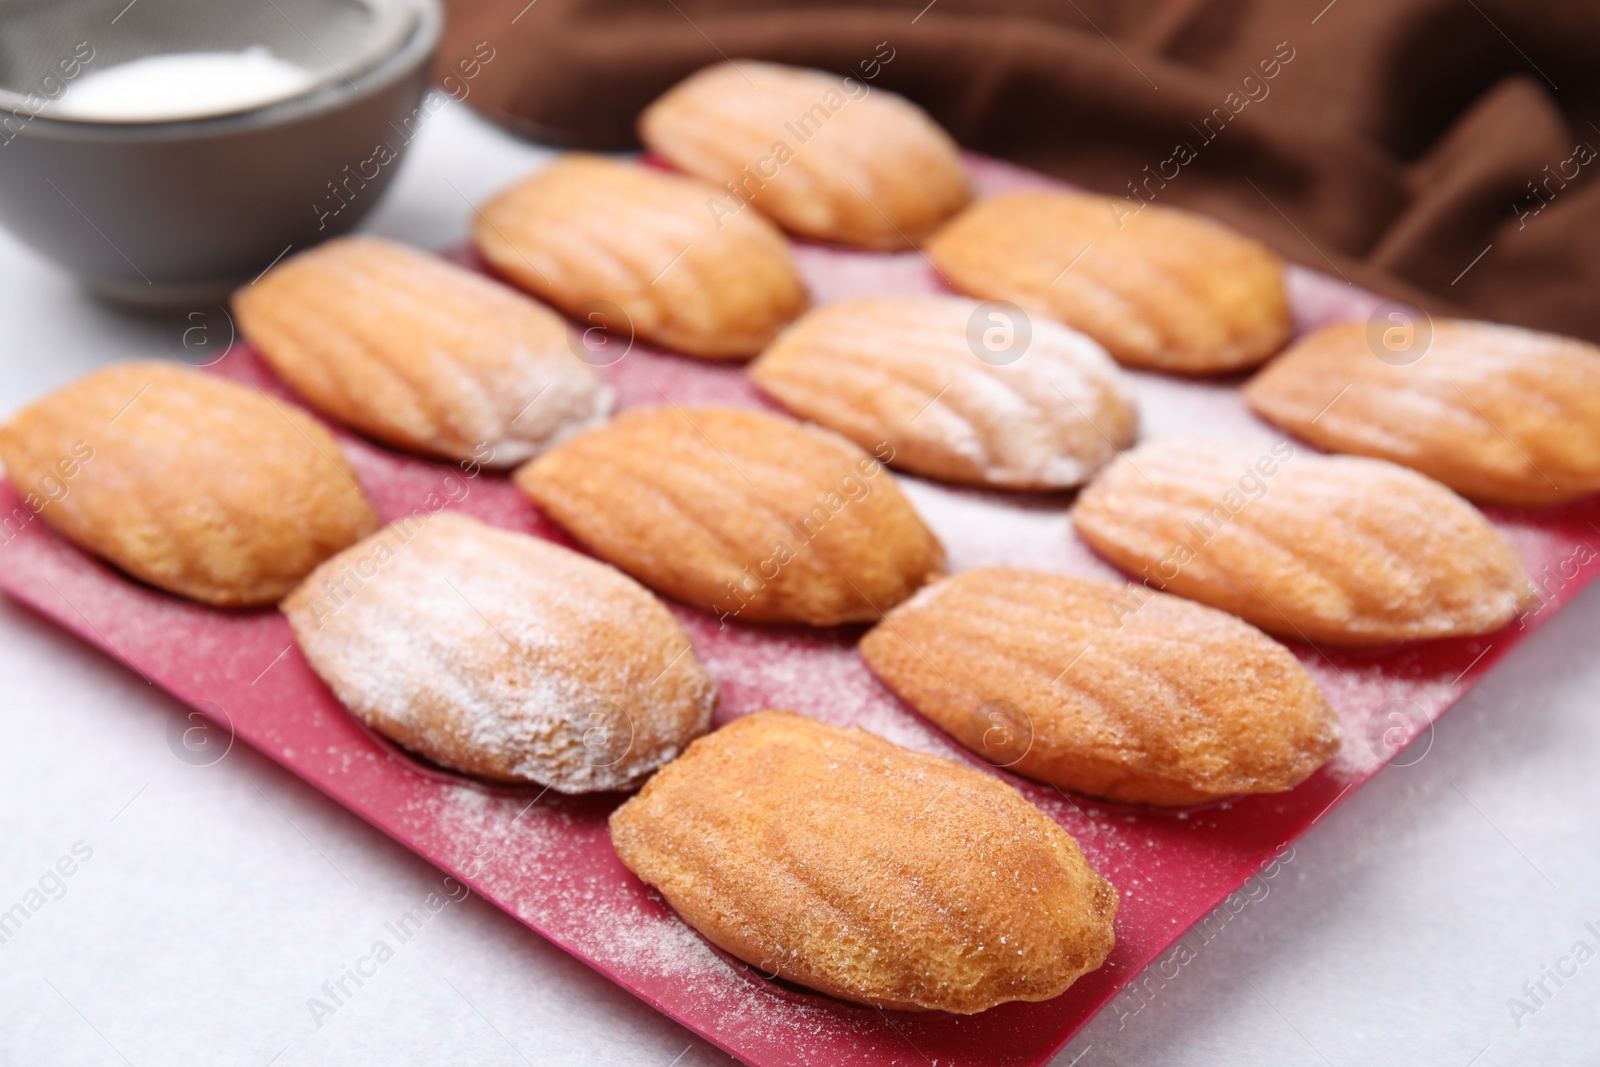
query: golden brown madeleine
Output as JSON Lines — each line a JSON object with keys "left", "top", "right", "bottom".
{"left": 610, "top": 710, "right": 1116, "bottom": 1012}
{"left": 473, "top": 155, "right": 807, "bottom": 360}
{"left": 750, "top": 295, "right": 1136, "bottom": 490}
{"left": 639, "top": 61, "right": 970, "bottom": 249}
{"left": 514, "top": 407, "right": 945, "bottom": 625}
{"left": 925, "top": 191, "right": 1291, "bottom": 373}
{"left": 283, "top": 512, "right": 714, "bottom": 792}
{"left": 860, "top": 568, "right": 1340, "bottom": 805}
{"left": 234, "top": 236, "right": 612, "bottom": 470}
{"left": 0, "top": 362, "right": 376, "bottom": 606}
{"left": 1244, "top": 319, "right": 1600, "bottom": 506}
{"left": 1071, "top": 437, "right": 1530, "bottom": 645}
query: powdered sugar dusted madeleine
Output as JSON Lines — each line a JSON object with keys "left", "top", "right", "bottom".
{"left": 925, "top": 191, "right": 1291, "bottom": 373}
{"left": 1245, "top": 319, "right": 1600, "bottom": 506}
{"left": 1072, "top": 437, "right": 1530, "bottom": 645}
{"left": 610, "top": 710, "right": 1116, "bottom": 1012}
{"left": 750, "top": 295, "right": 1136, "bottom": 489}
{"left": 639, "top": 61, "right": 970, "bottom": 249}
{"left": 0, "top": 362, "right": 376, "bottom": 606}
{"left": 515, "top": 407, "right": 944, "bottom": 625}
{"left": 283, "top": 512, "right": 714, "bottom": 792}
{"left": 860, "top": 568, "right": 1340, "bottom": 805}
{"left": 473, "top": 155, "right": 806, "bottom": 360}
{"left": 233, "top": 236, "right": 611, "bottom": 469}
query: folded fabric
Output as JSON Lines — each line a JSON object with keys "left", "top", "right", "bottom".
{"left": 435, "top": 0, "right": 1600, "bottom": 344}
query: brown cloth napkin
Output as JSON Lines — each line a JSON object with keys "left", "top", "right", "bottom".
{"left": 435, "top": 0, "right": 1600, "bottom": 343}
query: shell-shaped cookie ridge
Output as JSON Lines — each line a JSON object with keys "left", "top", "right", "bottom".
{"left": 751, "top": 294, "right": 1136, "bottom": 489}
{"left": 640, "top": 61, "right": 971, "bottom": 249}
{"left": 474, "top": 155, "right": 808, "bottom": 360}
{"left": 861, "top": 567, "right": 1340, "bottom": 804}
{"left": 1070, "top": 436, "right": 1530, "bottom": 644}
{"left": 609, "top": 709, "right": 1116, "bottom": 1013}
{"left": 925, "top": 190, "right": 1290, "bottom": 373}
{"left": 1245, "top": 318, "right": 1600, "bottom": 505}
{"left": 515, "top": 407, "right": 945, "bottom": 626}
{"left": 0, "top": 361, "right": 377, "bottom": 606}
{"left": 282, "top": 511, "right": 715, "bottom": 792}
{"left": 234, "top": 234, "right": 613, "bottom": 469}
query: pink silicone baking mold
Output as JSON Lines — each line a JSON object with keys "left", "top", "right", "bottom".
{"left": 2, "top": 156, "right": 1596, "bottom": 1067}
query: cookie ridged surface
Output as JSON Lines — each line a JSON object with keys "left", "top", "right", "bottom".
{"left": 609, "top": 710, "right": 1117, "bottom": 1013}
{"left": 0, "top": 362, "right": 377, "bottom": 606}
{"left": 1072, "top": 437, "right": 1530, "bottom": 645}
{"left": 925, "top": 191, "right": 1291, "bottom": 373}
{"left": 1245, "top": 319, "right": 1600, "bottom": 506}
{"left": 474, "top": 154, "right": 807, "bottom": 360}
{"left": 639, "top": 61, "right": 971, "bottom": 249}
{"left": 515, "top": 407, "right": 945, "bottom": 625}
{"left": 282, "top": 512, "right": 715, "bottom": 793}
{"left": 750, "top": 296, "right": 1137, "bottom": 489}
{"left": 234, "top": 236, "right": 612, "bottom": 469}
{"left": 860, "top": 568, "right": 1340, "bottom": 805}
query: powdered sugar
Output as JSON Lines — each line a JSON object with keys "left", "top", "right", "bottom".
{"left": 752, "top": 294, "right": 1136, "bottom": 489}
{"left": 283, "top": 512, "right": 714, "bottom": 793}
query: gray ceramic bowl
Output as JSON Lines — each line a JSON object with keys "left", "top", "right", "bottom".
{"left": 0, "top": 0, "right": 440, "bottom": 306}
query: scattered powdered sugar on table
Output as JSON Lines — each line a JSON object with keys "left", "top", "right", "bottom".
{"left": 897, "top": 477, "right": 1116, "bottom": 578}
{"left": 789, "top": 245, "right": 947, "bottom": 303}
{"left": 673, "top": 610, "right": 966, "bottom": 760}
{"left": 409, "top": 779, "right": 895, "bottom": 1051}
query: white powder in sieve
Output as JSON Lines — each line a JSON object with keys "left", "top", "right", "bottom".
{"left": 49, "top": 47, "right": 318, "bottom": 122}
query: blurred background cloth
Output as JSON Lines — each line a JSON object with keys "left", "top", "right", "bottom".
{"left": 435, "top": 0, "right": 1600, "bottom": 344}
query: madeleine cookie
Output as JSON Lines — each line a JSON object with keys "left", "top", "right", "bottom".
{"left": 639, "top": 61, "right": 970, "bottom": 249}
{"left": 925, "top": 191, "right": 1291, "bottom": 373}
{"left": 610, "top": 710, "right": 1116, "bottom": 1012}
{"left": 234, "top": 236, "right": 612, "bottom": 470}
{"left": 860, "top": 568, "right": 1340, "bottom": 805}
{"left": 1071, "top": 437, "right": 1530, "bottom": 645}
{"left": 283, "top": 512, "right": 714, "bottom": 792}
{"left": 515, "top": 407, "right": 944, "bottom": 625}
{"left": 1245, "top": 319, "right": 1600, "bottom": 506}
{"left": 473, "top": 155, "right": 807, "bottom": 360}
{"left": 0, "top": 362, "right": 376, "bottom": 606}
{"left": 750, "top": 295, "right": 1136, "bottom": 490}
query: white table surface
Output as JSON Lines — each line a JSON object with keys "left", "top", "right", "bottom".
{"left": 1, "top": 94, "right": 1596, "bottom": 1067}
